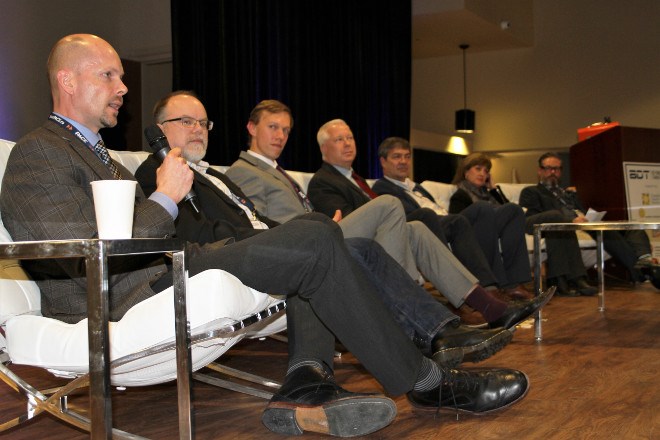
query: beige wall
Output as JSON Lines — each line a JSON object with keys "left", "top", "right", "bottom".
{"left": 411, "top": 0, "right": 660, "bottom": 168}
{"left": 0, "top": 0, "right": 171, "bottom": 142}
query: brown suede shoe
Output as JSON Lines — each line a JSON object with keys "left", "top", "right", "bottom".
{"left": 447, "top": 303, "right": 488, "bottom": 327}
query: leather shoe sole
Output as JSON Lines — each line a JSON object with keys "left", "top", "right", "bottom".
{"left": 461, "top": 329, "right": 513, "bottom": 364}
{"left": 263, "top": 364, "right": 397, "bottom": 436}
{"left": 262, "top": 395, "right": 396, "bottom": 437}
{"left": 432, "top": 328, "right": 513, "bottom": 367}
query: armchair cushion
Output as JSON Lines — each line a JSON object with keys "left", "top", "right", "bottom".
{"left": 6, "top": 269, "right": 284, "bottom": 386}
{"left": 0, "top": 139, "right": 41, "bottom": 325}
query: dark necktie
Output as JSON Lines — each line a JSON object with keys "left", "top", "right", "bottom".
{"left": 276, "top": 165, "right": 314, "bottom": 212}
{"left": 352, "top": 171, "right": 378, "bottom": 200}
{"left": 548, "top": 186, "right": 578, "bottom": 217}
{"left": 550, "top": 186, "right": 571, "bottom": 206}
{"left": 412, "top": 183, "right": 434, "bottom": 202}
{"left": 94, "top": 140, "right": 122, "bottom": 180}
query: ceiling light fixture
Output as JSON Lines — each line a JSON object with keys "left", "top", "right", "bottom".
{"left": 455, "top": 44, "right": 475, "bottom": 133}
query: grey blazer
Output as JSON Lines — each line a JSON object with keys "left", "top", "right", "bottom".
{"left": 226, "top": 151, "right": 307, "bottom": 223}
{"left": 0, "top": 121, "right": 175, "bottom": 323}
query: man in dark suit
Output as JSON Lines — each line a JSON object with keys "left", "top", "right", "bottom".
{"left": 136, "top": 91, "right": 515, "bottom": 366}
{"left": 520, "top": 152, "right": 655, "bottom": 291}
{"left": 372, "top": 137, "right": 533, "bottom": 300}
{"left": 1, "top": 34, "right": 531, "bottom": 437}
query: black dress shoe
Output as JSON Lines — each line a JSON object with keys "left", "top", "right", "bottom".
{"left": 430, "top": 325, "right": 513, "bottom": 367}
{"left": 488, "top": 286, "right": 556, "bottom": 330}
{"left": 262, "top": 364, "right": 396, "bottom": 437}
{"left": 636, "top": 259, "right": 660, "bottom": 289}
{"left": 548, "top": 276, "right": 580, "bottom": 297}
{"left": 570, "top": 277, "right": 598, "bottom": 296}
{"left": 407, "top": 367, "right": 529, "bottom": 414}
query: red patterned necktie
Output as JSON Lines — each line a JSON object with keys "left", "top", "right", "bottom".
{"left": 351, "top": 171, "right": 378, "bottom": 199}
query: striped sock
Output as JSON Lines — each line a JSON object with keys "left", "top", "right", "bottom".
{"left": 413, "top": 357, "right": 444, "bottom": 391}
{"left": 287, "top": 358, "right": 328, "bottom": 376}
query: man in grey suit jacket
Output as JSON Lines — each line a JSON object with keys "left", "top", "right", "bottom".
{"left": 0, "top": 34, "right": 530, "bottom": 437}
{"left": 228, "top": 101, "right": 554, "bottom": 330}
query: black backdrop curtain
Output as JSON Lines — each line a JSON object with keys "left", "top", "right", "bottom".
{"left": 171, "top": 0, "right": 411, "bottom": 178}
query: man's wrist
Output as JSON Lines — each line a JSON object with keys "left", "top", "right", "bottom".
{"left": 149, "top": 192, "right": 179, "bottom": 219}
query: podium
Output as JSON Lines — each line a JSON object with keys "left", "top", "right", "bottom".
{"left": 570, "top": 126, "right": 660, "bottom": 220}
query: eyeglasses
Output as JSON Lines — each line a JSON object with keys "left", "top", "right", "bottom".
{"left": 540, "top": 166, "right": 562, "bottom": 172}
{"left": 161, "top": 117, "right": 214, "bottom": 131}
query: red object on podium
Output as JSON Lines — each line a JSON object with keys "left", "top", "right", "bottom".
{"left": 577, "top": 122, "right": 620, "bottom": 141}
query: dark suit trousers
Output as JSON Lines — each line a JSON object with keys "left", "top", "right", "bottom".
{"left": 455, "top": 202, "right": 531, "bottom": 287}
{"left": 155, "top": 218, "right": 422, "bottom": 395}
{"left": 406, "top": 208, "right": 498, "bottom": 287}
{"left": 589, "top": 230, "right": 651, "bottom": 276}
{"left": 525, "top": 210, "right": 586, "bottom": 279}
{"left": 489, "top": 203, "right": 532, "bottom": 287}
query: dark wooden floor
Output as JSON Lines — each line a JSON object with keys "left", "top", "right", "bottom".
{"left": 2, "top": 281, "right": 659, "bottom": 439}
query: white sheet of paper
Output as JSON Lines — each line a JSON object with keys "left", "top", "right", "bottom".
{"left": 586, "top": 207, "right": 607, "bottom": 222}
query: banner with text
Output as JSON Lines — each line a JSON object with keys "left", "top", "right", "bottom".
{"left": 623, "top": 162, "right": 660, "bottom": 220}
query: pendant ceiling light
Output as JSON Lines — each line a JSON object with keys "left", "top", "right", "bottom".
{"left": 455, "top": 44, "right": 475, "bottom": 133}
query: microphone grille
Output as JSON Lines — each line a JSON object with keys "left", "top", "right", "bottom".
{"left": 144, "top": 124, "right": 165, "bottom": 145}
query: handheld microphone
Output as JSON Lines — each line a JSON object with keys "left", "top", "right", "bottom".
{"left": 144, "top": 124, "right": 200, "bottom": 214}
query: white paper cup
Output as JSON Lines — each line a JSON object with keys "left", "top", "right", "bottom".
{"left": 91, "top": 180, "right": 137, "bottom": 239}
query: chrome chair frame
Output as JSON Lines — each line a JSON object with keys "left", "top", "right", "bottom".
{"left": 0, "top": 301, "right": 285, "bottom": 438}
{"left": 0, "top": 238, "right": 189, "bottom": 439}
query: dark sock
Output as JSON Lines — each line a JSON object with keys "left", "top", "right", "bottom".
{"left": 413, "top": 357, "right": 444, "bottom": 391}
{"left": 464, "top": 285, "right": 509, "bottom": 322}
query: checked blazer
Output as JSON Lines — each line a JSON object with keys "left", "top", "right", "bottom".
{"left": 0, "top": 121, "right": 175, "bottom": 323}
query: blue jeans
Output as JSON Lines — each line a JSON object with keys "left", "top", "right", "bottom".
{"left": 345, "top": 237, "right": 459, "bottom": 350}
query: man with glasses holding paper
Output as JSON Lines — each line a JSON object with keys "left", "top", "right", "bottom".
{"left": 520, "top": 152, "right": 656, "bottom": 293}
